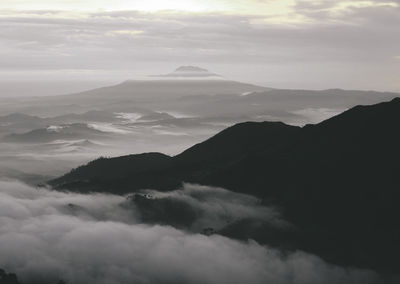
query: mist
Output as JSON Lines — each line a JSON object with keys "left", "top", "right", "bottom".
{"left": 0, "top": 81, "right": 117, "bottom": 98}
{"left": 0, "top": 180, "right": 383, "bottom": 284}
{"left": 0, "top": 1, "right": 398, "bottom": 282}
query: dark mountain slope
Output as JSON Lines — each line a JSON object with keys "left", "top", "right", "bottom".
{"left": 52, "top": 153, "right": 172, "bottom": 193}
{"left": 201, "top": 98, "right": 400, "bottom": 271}
{"left": 174, "top": 121, "right": 301, "bottom": 171}
{"left": 50, "top": 121, "right": 301, "bottom": 193}
{"left": 50, "top": 97, "right": 400, "bottom": 272}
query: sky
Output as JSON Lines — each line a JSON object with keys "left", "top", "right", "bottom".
{"left": 0, "top": 0, "right": 399, "bottom": 91}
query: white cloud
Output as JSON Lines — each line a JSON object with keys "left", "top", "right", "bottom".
{"left": 0, "top": 180, "right": 383, "bottom": 284}
{"left": 0, "top": 1, "right": 399, "bottom": 90}
{"left": 139, "top": 183, "right": 287, "bottom": 231}
{"left": 106, "top": 30, "right": 145, "bottom": 36}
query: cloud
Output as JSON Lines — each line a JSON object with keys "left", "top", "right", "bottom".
{"left": 135, "top": 183, "right": 287, "bottom": 231}
{"left": 106, "top": 30, "right": 145, "bottom": 37}
{"left": 0, "top": 4, "right": 399, "bottom": 90}
{"left": 0, "top": 9, "right": 396, "bottom": 63}
{"left": 291, "top": 107, "right": 345, "bottom": 125}
{"left": 0, "top": 180, "right": 384, "bottom": 284}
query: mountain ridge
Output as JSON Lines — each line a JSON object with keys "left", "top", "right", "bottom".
{"left": 50, "top": 97, "right": 400, "bottom": 194}
{"left": 49, "top": 97, "right": 400, "bottom": 272}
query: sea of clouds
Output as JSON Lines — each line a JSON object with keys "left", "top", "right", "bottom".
{"left": 0, "top": 180, "right": 383, "bottom": 284}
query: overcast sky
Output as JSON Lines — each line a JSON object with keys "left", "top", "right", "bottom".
{"left": 0, "top": 0, "right": 399, "bottom": 90}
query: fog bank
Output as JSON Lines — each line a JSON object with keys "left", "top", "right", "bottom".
{"left": 0, "top": 180, "right": 382, "bottom": 284}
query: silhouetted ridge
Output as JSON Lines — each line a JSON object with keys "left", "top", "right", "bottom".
{"left": 51, "top": 153, "right": 172, "bottom": 193}
{"left": 175, "top": 121, "right": 300, "bottom": 166}
{"left": 308, "top": 96, "right": 400, "bottom": 129}
{"left": 50, "top": 97, "right": 400, "bottom": 272}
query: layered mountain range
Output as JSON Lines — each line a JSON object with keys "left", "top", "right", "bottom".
{"left": 3, "top": 67, "right": 398, "bottom": 184}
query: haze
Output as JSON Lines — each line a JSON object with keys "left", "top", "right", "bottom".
{"left": 1, "top": 0, "right": 400, "bottom": 93}
{"left": 0, "top": 1, "right": 399, "bottom": 284}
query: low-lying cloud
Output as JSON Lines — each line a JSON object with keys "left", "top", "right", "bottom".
{"left": 0, "top": 180, "right": 383, "bottom": 284}
{"left": 136, "top": 184, "right": 287, "bottom": 232}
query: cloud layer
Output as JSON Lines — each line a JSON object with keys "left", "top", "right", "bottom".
{"left": 0, "top": 1, "right": 399, "bottom": 90}
{"left": 0, "top": 180, "right": 383, "bottom": 284}
{"left": 136, "top": 183, "right": 286, "bottom": 232}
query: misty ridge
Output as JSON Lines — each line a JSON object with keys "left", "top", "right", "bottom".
{"left": 0, "top": 66, "right": 397, "bottom": 183}
{"left": 0, "top": 66, "right": 399, "bottom": 284}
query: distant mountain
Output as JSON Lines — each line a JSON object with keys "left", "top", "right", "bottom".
{"left": 0, "top": 113, "right": 41, "bottom": 123}
{"left": 152, "top": 66, "right": 221, "bottom": 78}
{"left": 48, "top": 110, "right": 118, "bottom": 124}
{"left": 3, "top": 123, "right": 112, "bottom": 143}
{"left": 175, "top": 66, "right": 209, "bottom": 72}
{"left": 69, "top": 79, "right": 269, "bottom": 101}
{"left": 50, "top": 97, "right": 400, "bottom": 273}
{"left": 164, "top": 88, "right": 400, "bottom": 121}
{"left": 6, "top": 68, "right": 397, "bottom": 124}
{"left": 0, "top": 113, "right": 45, "bottom": 135}
{"left": 64, "top": 81, "right": 398, "bottom": 125}
{"left": 0, "top": 110, "right": 119, "bottom": 135}
{"left": 56, "top": 66, "right": 268, "bottom": 103}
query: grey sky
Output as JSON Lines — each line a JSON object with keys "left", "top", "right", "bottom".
{"left": 0, "top": 0, "right": 399, "bottom": 90}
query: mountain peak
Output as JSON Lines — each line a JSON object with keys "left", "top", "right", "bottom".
{"left": 174, "top": 66, "right": 209, "bottom": 73}
{"left": 151, "top": 66, "right": 221, "bottom": 79}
